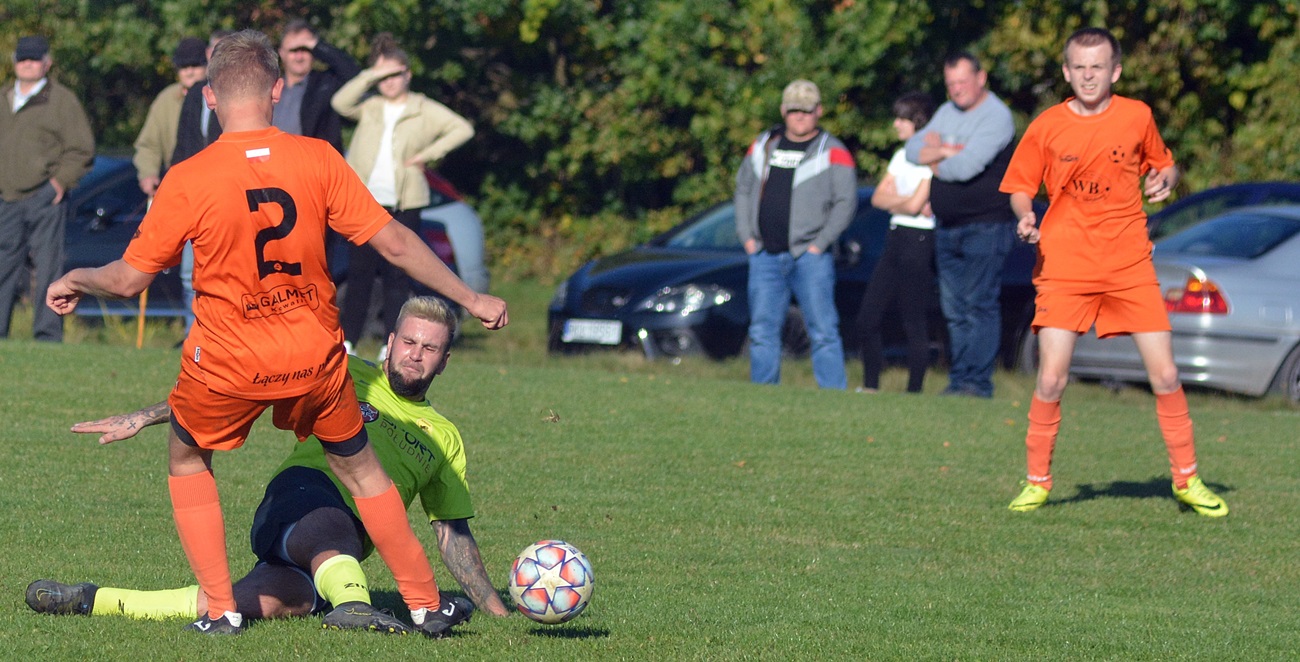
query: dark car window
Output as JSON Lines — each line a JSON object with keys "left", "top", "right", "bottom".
{"left": 1157, "top": 211, "right": 1300, "bottom": 259}
{"left": 661, "top": 204, "right": 742, "bottom": 250}
{"left": 1150, "top": 190, "right": 1252, "bottom": 240}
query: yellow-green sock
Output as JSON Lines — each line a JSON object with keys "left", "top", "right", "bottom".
{"left": 91, "top": 585, "right": 200, "bottom": 619}
{"left": 314, "top": 555, "right": 371, "bottom": 606}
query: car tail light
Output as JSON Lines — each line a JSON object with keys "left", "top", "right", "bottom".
{"left": 1164, "top": 276, "right": 1228, "bottom": 314}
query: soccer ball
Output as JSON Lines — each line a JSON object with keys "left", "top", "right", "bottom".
{"left": 508, "top": 540, "right": 594, "bottom": 624}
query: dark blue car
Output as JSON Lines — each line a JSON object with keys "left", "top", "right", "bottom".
{"left": 548, "top": 186, "right": 1039, "bottom": 365}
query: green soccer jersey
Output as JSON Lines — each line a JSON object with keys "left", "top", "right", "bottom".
{"left": 274, "top": 357, "right": 474, "bottom": 526}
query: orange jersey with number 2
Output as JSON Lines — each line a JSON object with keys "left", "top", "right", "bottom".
{"left": 124, "top": 127, "right": 391, "bottom": 398}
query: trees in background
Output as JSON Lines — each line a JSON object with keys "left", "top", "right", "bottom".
{"left": 2, "top": 0, "right": 1297, "bottom": 279}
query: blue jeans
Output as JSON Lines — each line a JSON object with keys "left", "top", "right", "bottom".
{"left": 181, "top": 242, "right": 195, "bottom": 333}
{"left": 747, "top": 250, "right": 847, "bottom": 389}
{"left": 935, "top": 222, "right": 1013, "bottom": 397}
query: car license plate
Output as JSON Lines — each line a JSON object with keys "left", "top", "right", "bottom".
{"left": 562, "top": 319, "right": 622, "bottom": 345}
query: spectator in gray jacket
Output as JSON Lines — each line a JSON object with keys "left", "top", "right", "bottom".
{"left": 735, "top": 79, "right": 856, "bottom": 389}
{"left": 0, "top": 35, "right": 94, "bottom": 341}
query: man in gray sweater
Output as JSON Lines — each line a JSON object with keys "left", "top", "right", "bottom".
{"left": 0, "top": 35, "right": 95, "bottom": 342}
{"left": 735, "top": 79, "right": 857, "bottom": 389}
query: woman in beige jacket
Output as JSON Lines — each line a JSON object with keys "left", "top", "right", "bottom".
{"left": 331, "top": 34, "right": 474, "bottom": 351}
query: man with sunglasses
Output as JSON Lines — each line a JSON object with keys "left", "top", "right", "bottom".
{"left": 0, "top": 35, "right": 94, "bottom": 342}
{"left": 734, "top": 79, "right": 857, "bottom": 389}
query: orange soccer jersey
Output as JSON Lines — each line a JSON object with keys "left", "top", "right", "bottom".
{"left": 124, "top": 127, "right": 392, "bottom": 399}
{"left": 1000, "top": 96, "right": 1175, "bottom": 293}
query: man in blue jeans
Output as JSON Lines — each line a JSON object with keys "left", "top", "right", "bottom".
{"left": 735, "top": 79, "right": 857, "bottom": 389}
{"left": 905, "top": 52, "right": 1018, "bottom": 398}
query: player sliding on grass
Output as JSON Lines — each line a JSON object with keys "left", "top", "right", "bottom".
{"left": 1000, "top": 26, "right": 1227, "bottom": 516}
{"left": 28, "top": 298, "right": 511, "bottom": 632}
{"left": 45, "top": 30, "right": 508, "bottom": 636}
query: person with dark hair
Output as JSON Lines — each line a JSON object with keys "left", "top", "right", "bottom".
{"left": 0, "top": 35, "right": 94, "bottom": 342}
{"left": 904, "top": 51, "right": 1018, "bottom": 398}
{"left": 1001, "top": 27, "right": 1227, "bottom": 516}
{"left": 45, "top": 29, "right": 507, "bottom": 637}
{"left": 27, "top": 296, "right": 512, "bottom": 633}
{"left": 134, "top": 37, "right": 208, "bottom": 196}
{"left": 274, "top": 19, "right": 361, "bottom": 153}
{"left": 331, "top": 34, "right": 474, "bottom": 354}
{"left": 735, "top": 79, "right": 857, "bottom": 389}
{"left": 854, "top": 92, "right": 937, "bottom": 394}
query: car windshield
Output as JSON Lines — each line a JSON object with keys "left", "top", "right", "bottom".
{"left": 660, "top": 204, "right": 742, "bottom": 250}
{"left": 1156, "top": 210, "right": 1300, "bottom": 259}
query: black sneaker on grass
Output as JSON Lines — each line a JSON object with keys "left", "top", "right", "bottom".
{"left": 322, "top": 601, "right": 410, "bottom": 634}
{"left": 411, "top": 594, "right": 473, "bottom": 638}
{"left": 184, "top": 611, "right": 245, "bottom": 635}
{"left": 26, "top": 580, "right": 97, "bottom": 615}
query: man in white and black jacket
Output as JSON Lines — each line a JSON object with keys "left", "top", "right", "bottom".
{"left": 735, "top": 79, "right": 857, "bottom": 389}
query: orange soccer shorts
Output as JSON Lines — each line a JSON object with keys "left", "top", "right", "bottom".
{"left": 168, "top": 361, "right": 364, "bottom": 451}
{"left": 1031, "top": 282, "right": 1172, "bottom": 339}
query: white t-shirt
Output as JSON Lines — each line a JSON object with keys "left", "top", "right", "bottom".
{"left": 366, "top": 102, "right": 407, "bottom": 207}
{"left": 886, "top": 148, "right": 935, "bottom": 230}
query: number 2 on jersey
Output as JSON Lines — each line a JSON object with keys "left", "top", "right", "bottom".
{"left": 246, "top": 187, "right": 304, "bottom": 279}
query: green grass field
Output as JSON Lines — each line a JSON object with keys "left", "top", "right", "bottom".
{"left": 3, "top": 280, "right": 1299, "bottom": 659}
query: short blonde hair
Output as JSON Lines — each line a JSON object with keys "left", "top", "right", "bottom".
{"left": 207, "top": 29, "right": 280, "bottom": 100}
{"left": 395, "top": 296, "right": 459, "bottom": 342}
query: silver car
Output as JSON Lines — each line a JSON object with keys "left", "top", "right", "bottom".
{"left": 1068, "top": 206, "right": 1300, "bottom": 401}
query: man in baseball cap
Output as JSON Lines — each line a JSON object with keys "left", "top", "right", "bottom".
{"left": 134, "top": 37, "right": 210, "bottom": 196}
{"left": 734, "top": 78, "right": 857, "bottom": 389}
{"left": 0, "top": 34, "right": 95, "bottom": 342}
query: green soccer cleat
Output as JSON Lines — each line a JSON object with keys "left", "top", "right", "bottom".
{"left": 1173, "top": 475, "right": 1229, "bottom": 517}
{"left": 1008, "top": 481, "right": 1050, "bottom": 512}
{"left": 322, "top": 601, "right": 410, "bottom": 635}
{"left": 26, "top": 580, "right": 97, "bottom": 616}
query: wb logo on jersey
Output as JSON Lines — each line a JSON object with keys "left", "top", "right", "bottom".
{"left": 1066, "top": 172, "right": 1109, "bottom": 202}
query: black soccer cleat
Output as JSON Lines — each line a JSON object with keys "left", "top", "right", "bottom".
{"left": 184, "top": 611, "right": 245, "bottom": 635}
{"left": 26, "top": 580, "right": 97, "bottom": 616}
{"left": 412, "top": 594, "right": 474, "bottom": 638}
{"left": 322, "top": 601, "right": 410, "bottom": 635}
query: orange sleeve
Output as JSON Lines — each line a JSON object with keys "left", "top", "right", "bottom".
{"left": 1139, "top": 111, "right": 1175, "bottom": 173}
{"left": 1000, "top": 122, "right": 1045, "bottom": 197}
{"left": 122, "top": 175, "right": 193, "bottom": 273}
{"left": 321, "top": 147, "right": 393, "bottom": 246}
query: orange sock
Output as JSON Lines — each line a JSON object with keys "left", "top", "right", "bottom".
{"left": 1156, "top": 388, "right": 1198, "bottom": 489}
{"left": 168, "top": 472, "right": 235, "bottom": 618}
{"left": 353, "top": 483, "right": 440, "bottom": 611}
{"left": 1025, "top": 395, "right": 1061, "bottom": 490}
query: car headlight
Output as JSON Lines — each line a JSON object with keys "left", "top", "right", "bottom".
{"left": 635, "top": 284, "right": 732, "bottom": 315}
{"left": 549, "top": 279, "right": 569, "bottom": 309}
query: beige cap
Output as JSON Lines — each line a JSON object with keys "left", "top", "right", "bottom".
{"left": 781, "top": 79, "right": 821, "bottom": 112}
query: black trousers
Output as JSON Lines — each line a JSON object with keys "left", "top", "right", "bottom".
{"left": 339, "top": 207, "right": 423, "bottom": 344}
{"left": 854, "top": 225, "right": 935, "bottom": 392}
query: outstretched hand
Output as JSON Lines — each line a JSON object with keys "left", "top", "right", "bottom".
{"left": 71, "top": 414, "right": 144, "bottom": 445}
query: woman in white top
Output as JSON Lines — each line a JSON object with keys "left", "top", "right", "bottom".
{"left": 331, "top": 33, "right": 474, "bottom": 349}
{"left": 854, "top": 92, "right": 937, "bottom": 393}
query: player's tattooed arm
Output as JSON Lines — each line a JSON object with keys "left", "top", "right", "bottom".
{"left": 434, "top": 518, "right": 512, "bottom": 616}
{"left": 71, "top": 401, "right": 171, "bottom": 445}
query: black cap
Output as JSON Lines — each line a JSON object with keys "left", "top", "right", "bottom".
{"left": 172, "top": 37, "right": 207, "bottom": 68}
{"left": 15, "top": 36, "right": 49, "bottom": 61}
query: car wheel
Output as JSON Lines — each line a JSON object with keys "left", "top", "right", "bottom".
{"left": 737, "top": 306, "right": 813, "bottom": 359}
{"left": 1274, "top": 343, "right": 1300, "bottom": 404}
{"left": 1015, "top": 326, "right": 1039, "bottom": 376}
